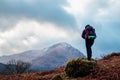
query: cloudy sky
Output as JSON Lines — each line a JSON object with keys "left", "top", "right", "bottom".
{"left": 0, "top": 0, "right": 120, "bottom": 58}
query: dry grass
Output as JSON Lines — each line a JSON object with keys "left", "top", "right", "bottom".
{"left": 0, "top": 66, "right": 65, "bottom": 80}
{"left": 0, "top": 53, "right": 120, "bottom": 80}
{"left": 86, "top": 52, "right": 120, "bottom": 80}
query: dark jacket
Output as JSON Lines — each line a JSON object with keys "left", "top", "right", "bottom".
{"left": 82, "top": 30, "right": 86, "bottom": 39}
{"left": 82, "top": 27, "right": 96, "bottom": 39}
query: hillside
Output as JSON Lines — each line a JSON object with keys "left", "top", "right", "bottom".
{"left": 0, "top": 52, "right": 119, "bottom": 80}
{"left": 85, "top": 52, "right": 120, "bottom": 80}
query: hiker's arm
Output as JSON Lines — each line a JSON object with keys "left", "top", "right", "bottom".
{"left": 81, "top": 30, "right": 85, "bottom": 39}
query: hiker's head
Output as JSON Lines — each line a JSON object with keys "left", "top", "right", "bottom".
{"left": 85, "top": 24, "right": 90, "bottom": 29}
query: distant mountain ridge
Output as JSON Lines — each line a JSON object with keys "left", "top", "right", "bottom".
{"left": 0, "top": 49, "right": 46, "bottom": 63}
{"left": 31, "top": 42, "right": 85, "bottom": 70}
{"left": 0, "top": 42, "right": 85, "bottom": 70}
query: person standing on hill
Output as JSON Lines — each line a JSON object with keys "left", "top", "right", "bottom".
{"left": 82, "top": 24, "right": 96, "bottom": 60}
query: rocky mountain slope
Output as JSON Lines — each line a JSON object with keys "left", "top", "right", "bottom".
{"left": 31, "top": 42, "right": 85, "bottom": 70}
{"left": 0, "top": 42, "right": 85, "bottom": 70}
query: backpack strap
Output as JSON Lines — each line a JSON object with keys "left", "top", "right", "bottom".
{"left": 85, "top": 29, "right": 89, "bottom": 38}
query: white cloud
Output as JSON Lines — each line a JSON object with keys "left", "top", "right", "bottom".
{"left": 0, "top": 0, "right": 78, "bottom": 56}
{"left": 63, "top": 0, "right": 86, "bottom": 15}
{"left": 0, "top": 19, "right": 79, "bottom": 55}
{"left": 63, "top": 0, "right": 120, "bottom": 57}
{"left": 0, "top": 0, "right": 76, "bottom": 29}
{"left": 0, "top": 0, "right": 120, "bottom": 57}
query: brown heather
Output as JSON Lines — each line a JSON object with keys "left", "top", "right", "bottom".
{"left": 0, "top": 52, "right": 119, "bottom": 80}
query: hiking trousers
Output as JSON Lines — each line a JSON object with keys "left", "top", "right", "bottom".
{"left": 85, "top": 39, "right": 94, "bottom": 60}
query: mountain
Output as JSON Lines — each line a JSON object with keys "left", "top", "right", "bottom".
{"left": 0, "top": 49, "right": 48, "bottom": 64}
{"left": 31, "top": 42, "right": 85, "bottom": 70}
{"left": 0, "top": 42, "right": 85, "bottom": 70}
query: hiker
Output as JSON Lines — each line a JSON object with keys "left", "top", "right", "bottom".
{"left": 82, "top": 24, "right": 96, "bottom": 60}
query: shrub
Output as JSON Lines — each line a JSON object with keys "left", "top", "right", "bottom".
{"left": 4, "top": 59, "right": 31, "bottom": 74}
{"left": 65, "top": 58, "right": 97, "bottom": 78}
{"left": 52, "top": 75, "right": 63, "bottom": 80}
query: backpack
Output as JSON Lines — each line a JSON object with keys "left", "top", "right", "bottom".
{"left": 85, "top": 26, "right": 96, "bottom": 39}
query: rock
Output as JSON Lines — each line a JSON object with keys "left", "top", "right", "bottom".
{"left": 65, "top": 58, "right": 97, "bottom": 78}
